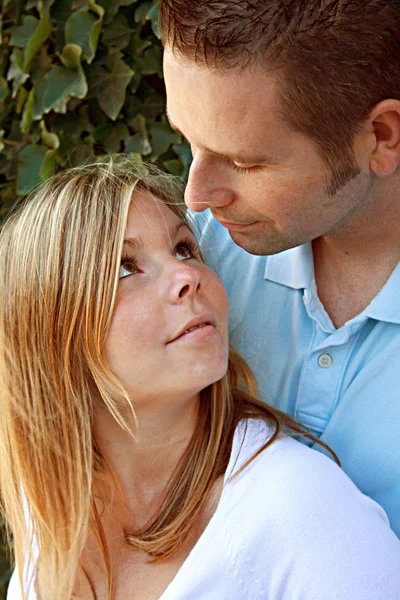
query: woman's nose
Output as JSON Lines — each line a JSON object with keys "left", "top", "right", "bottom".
{"left": 185, "top": 151, "right": 235, "bottom": 213}
{"left": 168, "top": 262, "right": 201, "bottom": 304}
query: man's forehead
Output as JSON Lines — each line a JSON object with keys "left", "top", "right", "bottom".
{"left": 165, "top": 51, "right": 282, "bottom": 122}
{"left": 164, "top": 63, "right": 288, "bottom": 163}
{"left": 165, "top": 106, "right": 280, "bottom": 165}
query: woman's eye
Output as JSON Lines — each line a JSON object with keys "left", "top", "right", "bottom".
{"left": 175, "top": 244, "right": 193, "bottom": 260}
{"left": 119, "top": 260, "right": 138, "bottom": 279}
{"left": 175, "top": 237, "right": 200, "bottom": 261}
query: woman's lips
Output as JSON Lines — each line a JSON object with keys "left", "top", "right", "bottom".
{"left": 169, "top": 324, "right": 216, "bottom": 344}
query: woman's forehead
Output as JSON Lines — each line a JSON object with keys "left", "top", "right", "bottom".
{"left": 125, "top": 189, "right": 184, "bottom": 246}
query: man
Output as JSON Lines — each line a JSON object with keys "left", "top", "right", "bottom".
{"left": 160, "top": 0, "right": 400, "bottom": 534}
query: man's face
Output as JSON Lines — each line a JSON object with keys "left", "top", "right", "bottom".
{"left": 164, "top": 49, "right": 373, "bottom": 255}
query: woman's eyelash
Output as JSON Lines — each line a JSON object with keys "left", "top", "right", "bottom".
{"left": 120, "top": 254, "right": 138, "bottom": 270}
{"left": 176, "top": 236, "right": 201, "bottom": 258}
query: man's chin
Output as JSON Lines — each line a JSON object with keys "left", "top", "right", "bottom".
{"left": 228, "top": 229, "right": 294, "bottom": 256}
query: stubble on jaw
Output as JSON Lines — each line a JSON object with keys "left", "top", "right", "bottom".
{"left": 326, "top": 161, "right": 361, "bottom": 198}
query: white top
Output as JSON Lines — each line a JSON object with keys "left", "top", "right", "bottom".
{"left": 8, "top": 419, "right": 400, "bottom": 599}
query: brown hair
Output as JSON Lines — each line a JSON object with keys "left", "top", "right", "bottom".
{"left": 0, "top": 156, "right": 335, "bottom": 599}
{"left": 160, "top": 0, "right": 400, "bottom": 192}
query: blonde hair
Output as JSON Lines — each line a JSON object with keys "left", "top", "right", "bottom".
{"left": 0, "top": 156, "right": 335, "bottom": 599}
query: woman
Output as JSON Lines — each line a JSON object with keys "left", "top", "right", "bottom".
{"left": 1, "top": 157, "right": 399, "bottom": 600}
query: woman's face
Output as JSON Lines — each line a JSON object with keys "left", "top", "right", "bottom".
{"left": 103, "top": 189, "right": 229, "bottom": 408}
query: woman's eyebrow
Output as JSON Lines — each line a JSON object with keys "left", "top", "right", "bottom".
{"left": 123, "top": 222, "right": 193, "bottom": 250}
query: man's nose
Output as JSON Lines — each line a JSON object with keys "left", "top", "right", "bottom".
{"left": 184, "top": 151, "right": 235, "bottom": 213}
{"left": 168, "top": 262, "right": 201, "bottom": 304}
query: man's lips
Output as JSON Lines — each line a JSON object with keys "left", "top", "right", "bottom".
{"left": 213, "top": 218, "right": 258, "bottom": 231}
{"left": 167, "top": 313, "right": 216, "bottom": 344}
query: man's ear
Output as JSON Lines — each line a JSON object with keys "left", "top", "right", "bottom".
{"left": 368, "top": 99, "right": 400, "bottom": 176}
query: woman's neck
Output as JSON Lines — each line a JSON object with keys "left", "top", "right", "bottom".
{"left": 92, "top": 394, "right": 199, "bottom": 524}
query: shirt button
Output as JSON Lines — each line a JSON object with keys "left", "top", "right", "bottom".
{"left": 318, "top": 353, "right": 333, "bottom": 368}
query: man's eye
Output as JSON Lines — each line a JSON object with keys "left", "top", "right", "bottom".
{"left": 119, "top": 259, "right": 138, "bottom": 279}
{"left": 232, "top": 163, "right": 258, "bottom": 174}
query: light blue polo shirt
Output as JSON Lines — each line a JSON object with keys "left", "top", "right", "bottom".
{"left": 192, "top": 210, "right": 400, "bottom": 536}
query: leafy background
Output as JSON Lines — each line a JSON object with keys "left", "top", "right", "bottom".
{"left": 0, "top": 0, "right": 192, "bottom": 593}
{"left": 0, "top": 0, "right": 192, "bottom": 211}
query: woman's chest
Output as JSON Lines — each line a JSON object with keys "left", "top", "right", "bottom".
{"left": 75, "top": 521, "right": 203, "bottom": 600}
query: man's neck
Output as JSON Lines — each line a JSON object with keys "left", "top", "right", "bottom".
{"left": 312, "top": 183, "right": 400, "bottom": 328}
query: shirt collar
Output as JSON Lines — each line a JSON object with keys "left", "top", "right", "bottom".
{"left": 363, "top": 261, "right": 400, "bottom": 325}
{"left": 264, "top": 242, "right": 314, "bottom": 290}
{"left": 264, "top": 242, "right": 400, "bottom": 325}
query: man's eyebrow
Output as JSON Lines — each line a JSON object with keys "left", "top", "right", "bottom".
{"left": 123, "top": 222, "right": 193, "bottom": 251}
{"left": 166, "top": 107, "right": 277, "bottom": 165}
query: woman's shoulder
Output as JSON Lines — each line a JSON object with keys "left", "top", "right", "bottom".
{"left": 226, "top": 418, "right": 387, "bottom": 522}
{"left": 219, "top": 418, "right": 400, "bottom": 599}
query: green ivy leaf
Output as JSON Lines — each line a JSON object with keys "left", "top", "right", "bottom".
{"left": 7, "top": 49, "right": 29, "bottom": 98}
{"left": 172, "top": 142, "right": 192, "bottom": 181}
{"left": 134, "top": 2, "right": 152, "bottom": 23}
{"left": 162, "top": 159, "right": 183, "bottom": 176}
{"left": 101, "top": 14, "right": 133, "bottom": 50}
{"left": 43, "top": 45, "right": 88, "bottom": 113}
{"left": 65, "top": 0, "right": 105, "bottom": 64}
{"left": 140, "top": 85, "right": 164, "bottom": 119}
{"left": 94, "top": 121, "right": 129, "bottom": 153}
{"left": 125, "top": 131, "right": 152, "bottom": 155}
{"left": 130, "top": 29, "right": 152, "bottom": 57}
{"left": 21, "top": 88, "right": 35, "bottom": 133}
{"left": 87, "top": 52, "right": 133, "bottom": 120}
{"left": 148, "top": 117, "right": 181, "bottom": 161}
{"left": 17, "top": 143, "right": 57, "bottom": 195}
{"left": 25, "top": 0, "right": 56, "bottom": 10}
{"left": 10, "top": 3, "right": 53, "bottom": 73}
{"left": 146, "top": 5, "right": 160, "bottom": 39}
{"left": 52, "top": 0, "right": 73, "bottom": 51}
{"left": 23, "top": 2, "right": 52, "bottom": 72}
{"left": 52, "top": 108, "right": 94, "bottom": 166}
{"left": 40, "top": 148, "right": 58, "bottom": 180}
{"left": 32, "top": 66, "right": 52, "bottom": 119}
{"left": 59, "top": 43, "right": 83, "bottom": 69}
{"left": 10, "top": 16, "right": 38, "bottom": 48}
{"left": 40, "top": 120, "right": 60, "bottom": 149}
{"left": 15, "top": 86, "right": 28, "bottom": 114}
{"left": 100, "top": 0, "right": 139, "bottom": 23}
{"left": 0, "top": 130, "right": 4, "bottom": 153}
{"left": 131, "top": 113, "right": 146, "bottom": 133}
{"left": 137, "top": 44, "right": 162, "bottom": 76}
{"left": 129, "top": 70, "right": 142, "bottom": 93}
